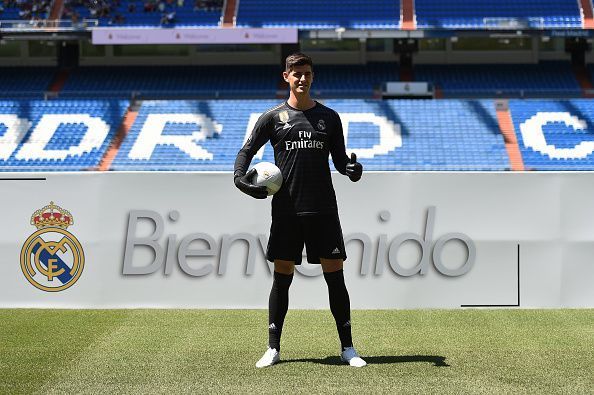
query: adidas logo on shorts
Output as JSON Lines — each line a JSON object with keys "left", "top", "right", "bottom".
{"left": 269, "top": 323, "right": 277, "bottom": 331}
{"left": 332, "top": 247, "right": 341, "bottom": 254}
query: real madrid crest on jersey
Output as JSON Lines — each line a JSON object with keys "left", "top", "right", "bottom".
{"left": 20, "top": 202, "right": 85, "bottom": 292}
{"left": 279, "top": 110, "right": 289, "bottom": 123}
{"left": 317, "top": 119, "right": 326, "bottom": 131}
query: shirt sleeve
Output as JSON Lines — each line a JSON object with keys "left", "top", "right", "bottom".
{"left": 329, "top": 110, "right": 349, "bottom": 175}
{"left": 234, "top": 112, "right": 273, "bottom": 178}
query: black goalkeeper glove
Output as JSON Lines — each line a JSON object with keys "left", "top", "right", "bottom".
{"left": 234, "top": 168, "right": 269, "bottom": 199}
{"left": 345, "top": 153, "right": 363, "bottom": 182}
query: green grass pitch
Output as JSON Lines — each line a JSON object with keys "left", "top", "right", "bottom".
{"left": 0, "top": 309, "right": 592, "bottom": 394}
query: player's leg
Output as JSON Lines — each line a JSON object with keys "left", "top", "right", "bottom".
{"left": 320, "top": 258, "right": 366, "bottom": 367}
{"left": 268, "top": 260, "right": 295, "bottom": 352}
{"left": 309, "top": 214, "right": 351, "bottom": 351}
{"left": 320, "top": 259, "right": 351, "bottom": 349}
{"left": 258, "top": 216, "right": 301, "bottom": 368}
{"left": 303, "top": 215, "right": 352, "bottom": 351}
{"left": 256, "top": 259, "right": 295, "bottom": 368}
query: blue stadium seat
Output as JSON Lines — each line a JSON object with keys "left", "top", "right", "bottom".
{"left": 62, "top": 0, "right": 222, "bottom": 27}
{"left": 110, "top": 99, "right": 508, "bottom": 171}
{"left": 415, "top": 0, "right": 581, "bottom": 29}
{"left": 60, "top": 64, "right": 394, "bottom": 98}
{"left": 236, "top": 0, "right": 400, "bottom": 29}
{"left": 509, "top": 99, "right": 594, "bottom": 170}
{"left": 0, "top": 99, "right": 129, "bottom": 171}
{"left": 415, "top": 62, "right": 581, "bottom": 97}
{"left": 0, "top": 2, "right": 50, "bottom": 21}
{"left": 60, "top": 66, "right": 279, "bottom": 97}
{"left": 5, "top": 98, "right": 594, "bottom": 172}
{"left": 0, "top": 67, "right": 57, "bottom": 96}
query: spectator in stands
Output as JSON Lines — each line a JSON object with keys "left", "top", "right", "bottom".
{"left": 110, "top": 12, "right": 125, "bottom": 25}
{"left": 144, "top": 1, "right": 156, "bottom": 12}
{"left": 160, "top": 10, "right": 175, "bottom": 25}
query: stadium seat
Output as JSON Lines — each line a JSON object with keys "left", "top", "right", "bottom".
{"left": 509, "top": 99, "right": 594, "bottom": 170}
{"left": 236, "top": 0, "right": 400, "bottom": 29}
{"left": 0, "top": 67, "right": 57, "bottom": 96}
{"left": 61, "top": 0, "right": 223, "bottom": 27}
{"left": 415, "top": 62, "right": 581, "bottom": 97}
{"left": 415, "top": 0, "right": 581, "bottom": 29}
{"left": 0, "top": 99, "right": 129, "bottom": 171}
{"left": 110, "top": 99, "right": 509, "bottom": 171}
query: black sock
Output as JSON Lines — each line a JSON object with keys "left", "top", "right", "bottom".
{"left": 268, "top": 271, "right": 293, "bottom": 351}
{"left": 323, "top": 269, "right": 353, "bottom": 350}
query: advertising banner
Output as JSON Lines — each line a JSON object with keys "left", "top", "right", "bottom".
{"left": 1, "top": 172, "right": 593, "bottom": 308}
{"left": 91, "top": 27, "right": 298, "bottom": 45}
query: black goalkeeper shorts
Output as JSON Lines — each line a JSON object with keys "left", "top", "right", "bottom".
{"left": 266, "top": 214, "right": 347, "bottom": 265}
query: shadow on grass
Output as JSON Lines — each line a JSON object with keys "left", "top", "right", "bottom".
{"left": 280, "top": 355, "right": 449, "bottom": 367}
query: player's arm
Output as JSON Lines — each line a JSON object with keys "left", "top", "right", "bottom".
{"left": 329, "top": 111, "right": 362, "bottom": 182}
{"left": 234, "top": 113, "right": 272, "bottom": 199}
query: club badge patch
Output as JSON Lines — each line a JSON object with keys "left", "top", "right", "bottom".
{"left": 317, "top": 119, "right": 326, "bottom": 131}
{"left": 279, "top": 110, "right": 289, "bottom": 123}
{"left": 20, "top": 202, "right": 85, "bottom": 292}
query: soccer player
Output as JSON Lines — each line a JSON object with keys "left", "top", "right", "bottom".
{"left": 234, "top": 53, "right": 365, "bottom": 368}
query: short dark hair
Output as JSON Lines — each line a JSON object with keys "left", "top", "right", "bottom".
{"left": 285, "top": 52, "right": 313, "bottom": 72}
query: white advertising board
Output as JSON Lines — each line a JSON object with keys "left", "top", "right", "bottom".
{"left": 91, "top": 27, "right": 298, "bottom": 44}
{"left": 384, "top": 82, "right": 430, "bottom": 96}
{"left": 1, "top": 172, "right": 593, "bottom": 309}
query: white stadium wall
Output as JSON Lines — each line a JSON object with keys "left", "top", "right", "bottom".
{"left": 1, "top": 172, "right": 593, "bottom": 309}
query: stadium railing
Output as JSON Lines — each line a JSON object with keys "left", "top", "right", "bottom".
{"left": 0, "top": 19, "right": 98, "bottom": 32}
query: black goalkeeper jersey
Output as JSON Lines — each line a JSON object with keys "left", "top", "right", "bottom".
{"left": 234, "top": 101, "right": 350, "bottom": 217}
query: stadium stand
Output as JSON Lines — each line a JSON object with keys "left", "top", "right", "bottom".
{"left": 0, "top": 67, "right": 57, "bottom": 96}
{"left": 585, "top": 64, "right": 594, "bottom": 91}
{"left": 110, "top": 99, "right": 508, "bottom": 171}
{"left": 312, "top": 63, "right": 399, "bottom": 97}
{"left": 5, "top": 98, "right": 594, "bottom": 171}
{"left": 0, "top": 0, "right": 584, "bottom": 30}
{"left": 509, "top": 99, "right": 594, "bottom": 170}
{"left": 56, "top": 64, "right": 397, "bottom": 98}
{"left": 23, "top": 63, "right": 580, "bottom": 99}
{"left": 0, "top": 99, "right": 129, "bottom": 171}
{"left": 61, "top": 0, "right": 223, "bottom": 27}
{"left": 414, "top": 62, "right": 582, "bottom": 97}
{"left": 236, "top": 0, "right": 400, "bottom": 29}
{"left": 0, "top": 0, "right": 51, "bottom": 21}
{"left": 415, "top": 0, "right": 582, "bottom": 29}
{"left": 59, "top": 66, "right": 280, "bottom": 98}
{"left": 1, "top": 0, "right": 593, "bottom": 173}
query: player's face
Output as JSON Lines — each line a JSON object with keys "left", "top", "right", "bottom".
{"left": 284, "top": 65, "right": 314, "bottom": 95}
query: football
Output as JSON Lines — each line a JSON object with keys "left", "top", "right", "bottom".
{"left": 251, "top": 162, "right": 283, "bottom": 195}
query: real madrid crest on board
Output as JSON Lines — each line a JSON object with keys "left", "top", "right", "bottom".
{"left": 20, "top": 202, "right": 85, "bottom": 292}
{"left": 317, "top": 119, "right": 326, "bottom": 131}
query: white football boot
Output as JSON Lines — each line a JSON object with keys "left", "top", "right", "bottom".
{"left": 340, "top": 347, "right": 367, "bottom": 367}
{"left": 255, "top": 347, "right": 280, "bottom": 368}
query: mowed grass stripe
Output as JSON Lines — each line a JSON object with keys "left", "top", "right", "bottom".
{"left": 0, "top": 310, "right": 592, "bottom": 394}
{"left": 0, "top": 309, "right": 130, "bottom": 394}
